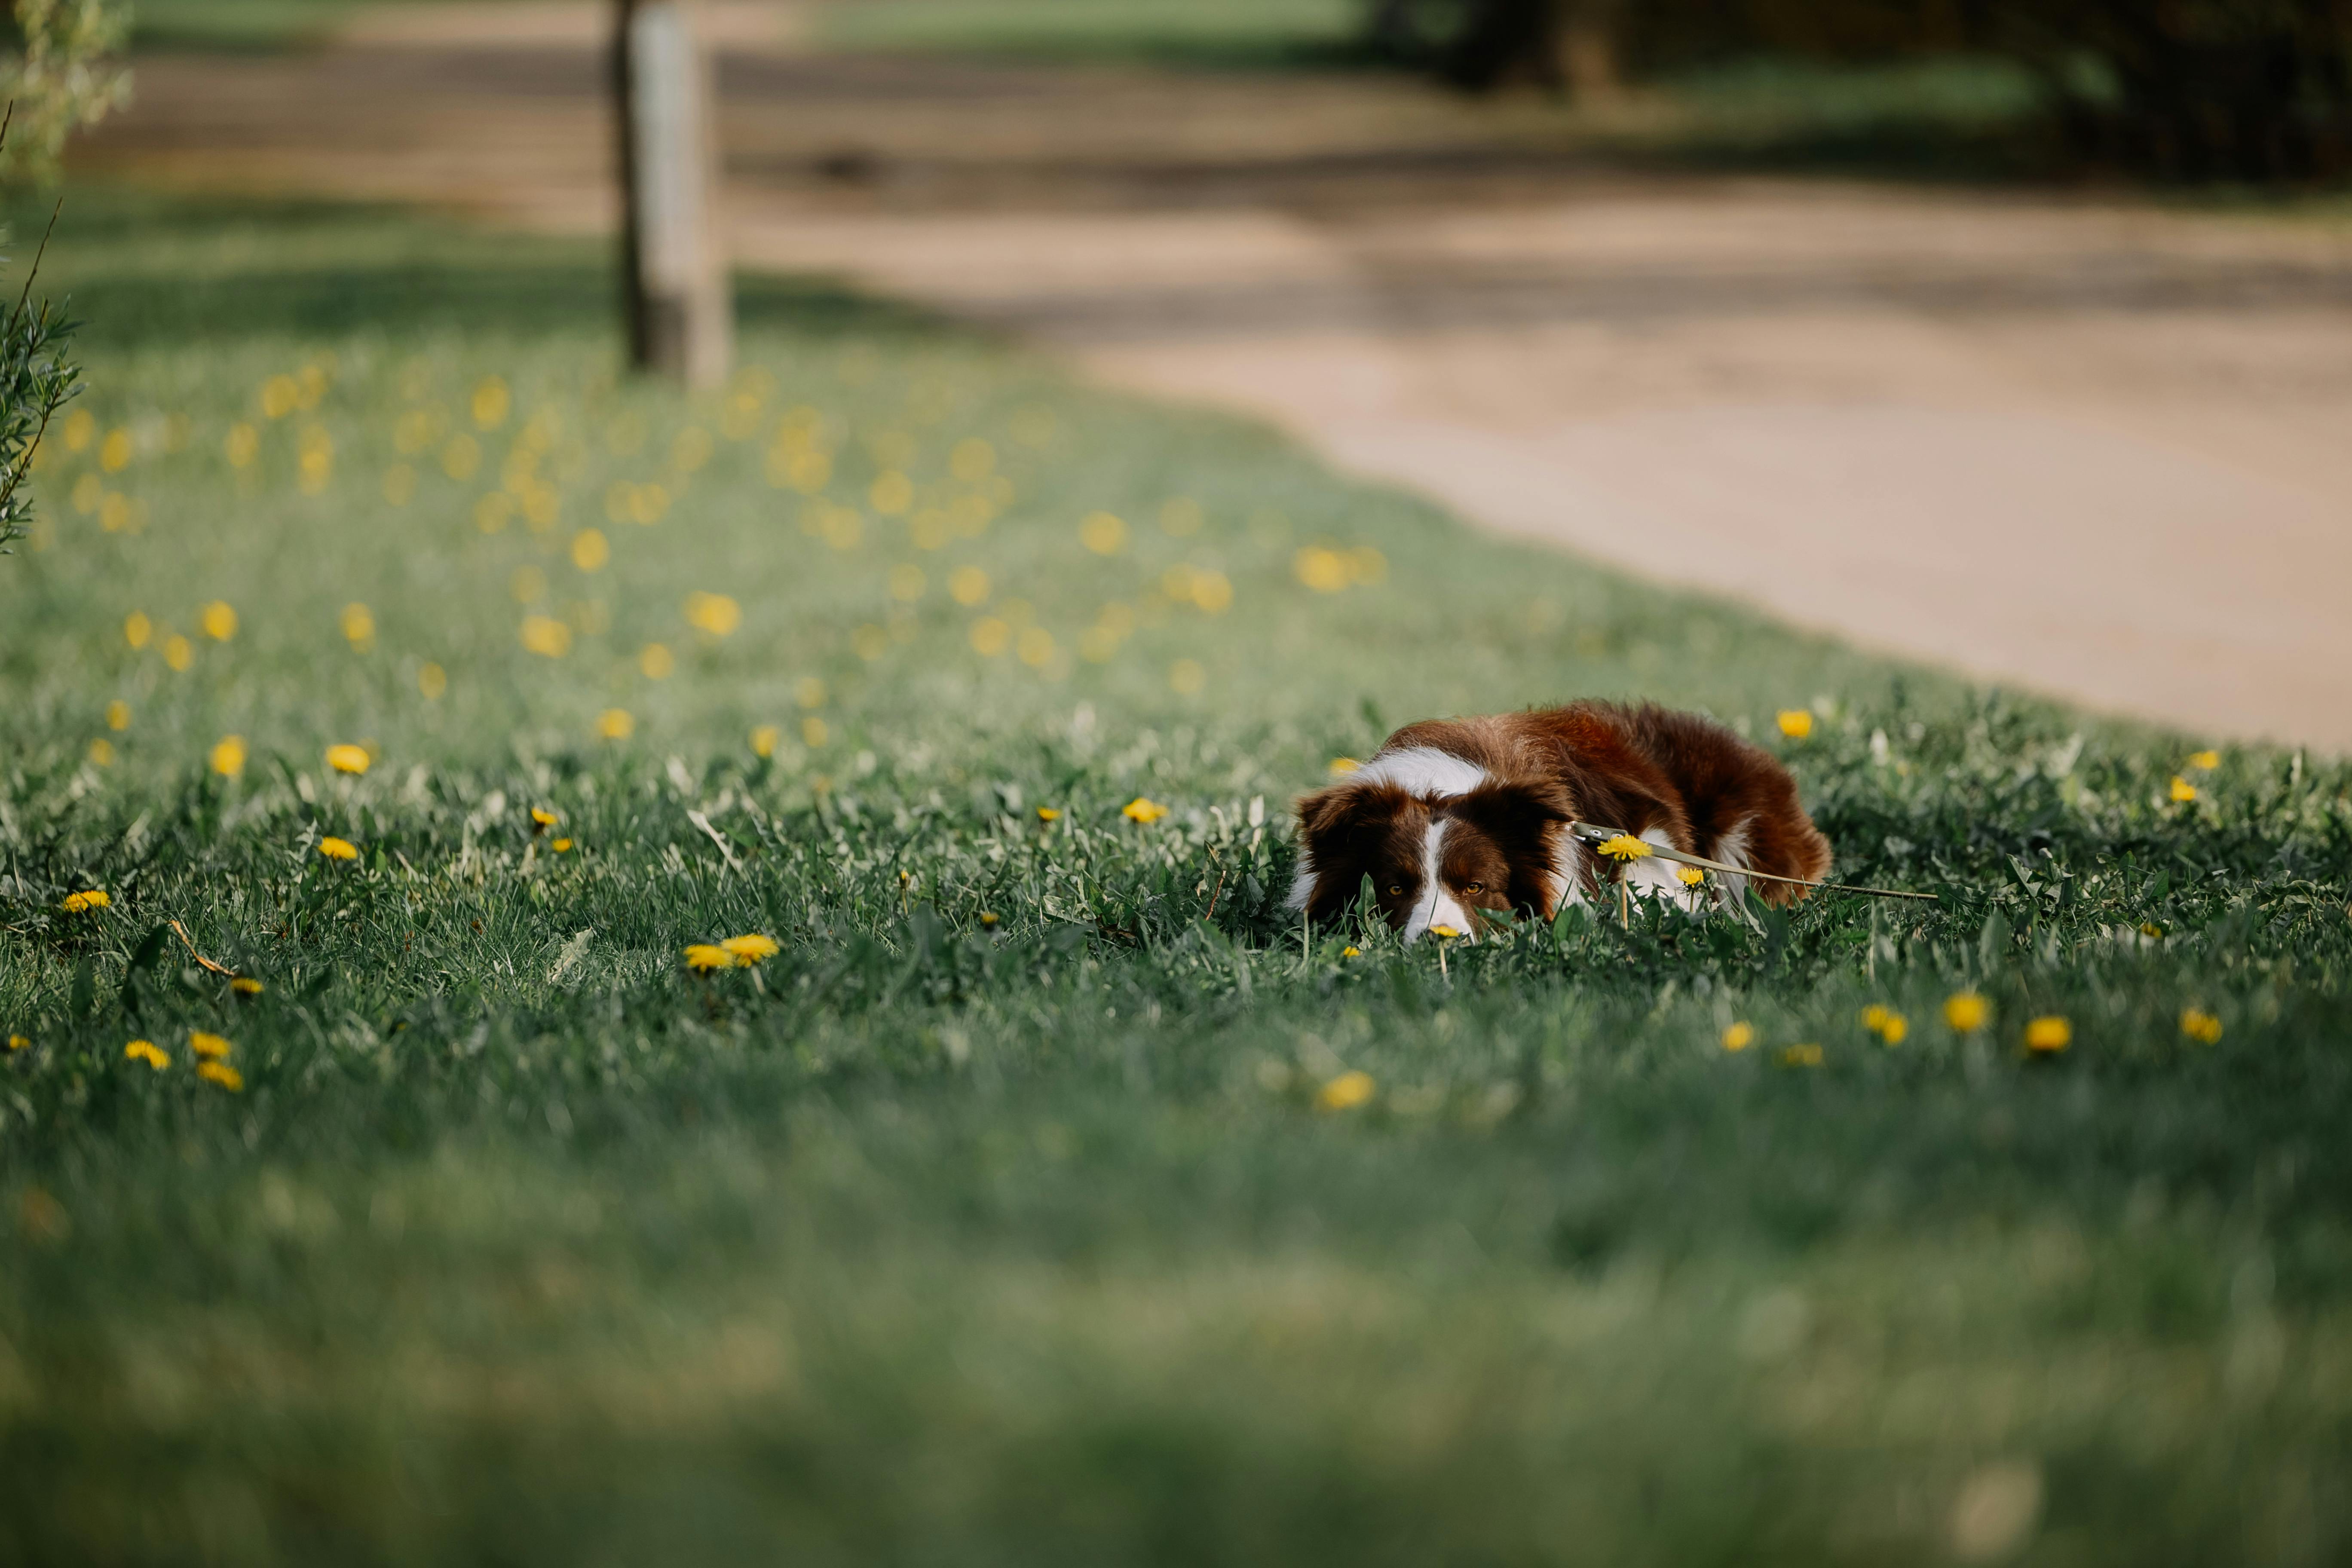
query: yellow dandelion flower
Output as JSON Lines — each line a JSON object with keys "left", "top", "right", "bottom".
{"left": 196, "top": 1060, "right": 244, "bottom": 1092}
{"left": 949, "top": 437, "right": 995, "bottom": 482}
{"left": 210, "top": 735, "right": 248, "bottom": 778}
{"left": 2140, "top": 922, "right": 2165, "bottom": 940}
{"left": 750, "top": 724, "right": 781, "bottom": 758}
{"left": 1676, "top": 865, "right": 1706, "bottom": 886}
{"left": 639, "top": 643, "right": 675, "bottom": 680}
{"left": 519, "top": 614, "right": 572, "bottom": 658}
{"left": 106, "top": 699, "right": 130, "bottom": 731}
{"left": 1779, "top": 1043, "right": 1824, "bottom": 1067}
{"left": 124, "top": 1039, "right": 168, "bottom": 1070}
{"left": 551, "top": 838, "right": 573, "bottom": 853}
{"left": 201, "top": 601, "right": 238, "bottom": 642}
{"left": 326, "top": 743, "right": 370, "bottom": 775}
{"left": 188, "top": 1031, "right": 232, "bottom": 1060}
{"left": 87, "top": 738, "right": 116, "bottom": 768}
{"left": 441, "top": 432, "right": 482, "bottom": 481}
{"left": 471, "top": 375, "right": 510, "bottom": 430}
{"left": 59, "top": 889, "right": 111, "bottom": 913}
{"left": 2180, "top": 1008, "right": 2223, "bottom": 1044}
{"left": 163, "top": 634, "right": 194, "bottom": 672}
{"left": 231, "top": 977, "right": 264, "bottom": 998}
{"left": 532, "top": 807, "right": 559, "bottom": 828}
{"left": 1944, "top": 992, "right": 1988, "bottom": 1033}
{"left": 1341, "top": 946, "right": 1361, "bottom": 958}
{"left": 1861, "top": 1004, "right": 1890, "bottom": 1031}
{"left": 341, "top": 602, "right": 376, "bottom": 648}
{"left": 570, "top": 529, "right": 610, "bottom": 572}
{"left": 949, "top": 565, "right": 991, "bottom": 606}
{"left": 980, "top": 912, "right": 1000, "bottom": 926}
{"left": 1878, "top": 1014, "right": 1908, "bottom": 1045}
{"left": 318, "top": 836, "right": 359, "bottom": 861}
{"left": 1776, "top": 709, "right": 1813, "bottom": 740}
{"left": 720, "top": 934, "right": 780, "bottom": 964}
{"left": 2169, "top": 776, "right": 2197, "bottom": 802}
{"left": 597, "top": 709, "right": 635, "bottom": 741}
{"left": 2024, "top": 1016, "right": 2072, "bottom": 1053}
{"left": 1078, "top": 511, "right": 1127, "bottom": 555}
{"left": 1596, "top": 834, "right": 1650, "bottom": 861}
{"left": 1316, "top": 1070, "right": 1376, "bottom": 1112}
{"left": 5, "top": 1035, "right": 28, "bottom": 1052}
{"left": 1036, "top": 806, "right": 1062, "bottom": 821}
{"left": 417, "top": 662, "right": 448, "bottom": 701}
{"left": 1293, "top": 546, "right": 1349, "bottom": 594}
{"left": 683, "top": 943, "right": 734, "bottom": 973}
{"left": 1122, "top": 797, "right": 1170, "bottom": 824}
{"left": 1429, "top": 924, "right": 1462, "bottom": 940}
{"left": 1721, "top": 1021, "right": 1754, "bottom": 1051}
{"left": 684, "top": 591, "right": 742, "bottom": 637}
{"left": 1328, "top": 756, "right": 1358, "bottom": 775}
{"left": 124, "top": 610, "right": 152, "bottom": 649}
{"left": 2187, "top": 750, "right": 2220, "bottom": 770}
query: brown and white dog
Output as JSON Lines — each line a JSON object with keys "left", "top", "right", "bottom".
{"left": 1286, "top": 701, "right": 1831, "bottom": 940}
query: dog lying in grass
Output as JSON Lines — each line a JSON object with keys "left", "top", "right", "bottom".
{"left": 1287, "top": 701, "right": 1831, "bottom": 940}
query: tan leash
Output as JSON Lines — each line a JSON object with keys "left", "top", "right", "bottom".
{"left": 1569, "top": 822, "right": 1939, "bottom": 903}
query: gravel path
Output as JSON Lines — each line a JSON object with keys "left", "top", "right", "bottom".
{"left": 80, "top": 3, "right": 2352, "bottom": 749}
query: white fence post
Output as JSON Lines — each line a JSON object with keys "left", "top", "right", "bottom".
{"left": 615, "top": 0, "right": 730, "bottom": 387}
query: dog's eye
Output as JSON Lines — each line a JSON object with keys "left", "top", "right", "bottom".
{"left": 1463, "top": 882, "right": 1483, "bottom": 895}
{"left": 1387, "top": 885, "right": 1404, "bottom": 897}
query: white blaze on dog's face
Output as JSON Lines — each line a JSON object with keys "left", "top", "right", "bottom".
{"left": 1288, "top": 772, "right": 1574, "bottom": 941}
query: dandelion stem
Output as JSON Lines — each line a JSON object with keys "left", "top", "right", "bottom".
{"left": 168, "top": 919, "right": 237, "bottom": 978}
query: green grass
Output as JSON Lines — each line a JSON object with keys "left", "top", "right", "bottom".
{"left": 1610, "top": 53, "right": 2053, "bottom": 181}
{"left": 126, "top": 0, "right": 418, "bottom": 52}
{"left": 4, "top": 186, "right": 2352, "bottom": 1565}
{"left": 818, "top": 0, "right": 1361, "bottom": 68}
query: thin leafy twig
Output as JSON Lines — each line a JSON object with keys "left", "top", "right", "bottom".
{"left": 9, "top": 197, "right": 64, "bottom": 340}
{"left": 0, "top": 371, "right": 65, "bottom": 527}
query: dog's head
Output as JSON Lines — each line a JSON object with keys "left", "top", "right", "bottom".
{"left": 1288, "top": 775, "right": 1576, "bottom": 940}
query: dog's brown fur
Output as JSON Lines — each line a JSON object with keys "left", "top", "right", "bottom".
{"left": 1289, "top": 701, "right": 1831, "bottom": 936}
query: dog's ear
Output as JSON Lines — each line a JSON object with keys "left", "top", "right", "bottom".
{"left": 1289, "top": 781, "right": 1410, "bottom": 921}
{"left": 1449, "top": 776, "right": 1576, "bottom": 918}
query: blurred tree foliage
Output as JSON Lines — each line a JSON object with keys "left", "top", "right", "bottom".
{"left": 0, "top": 0, "right": 131, "bottom": 184}
{"left": 1370, "top": 0, "right": 2352, "bottom": 180}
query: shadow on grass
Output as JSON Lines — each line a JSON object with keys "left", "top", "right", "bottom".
{"left": 12, "top": 186, "right": 952, "bottom": 351}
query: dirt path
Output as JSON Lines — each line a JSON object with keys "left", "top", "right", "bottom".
{"left": 80, "top": 4, "right": 2352, "bottom": 750}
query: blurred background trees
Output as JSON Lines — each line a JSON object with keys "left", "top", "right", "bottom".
{"left": 1, "top": 0, "right": 130, "bottom": 184}
{"left": 1370, "top": 0, "right": 2352, "bottom": 180}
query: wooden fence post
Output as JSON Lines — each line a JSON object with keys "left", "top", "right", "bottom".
{"left": 614, "top": 0, "right": 730, "bottom": 387}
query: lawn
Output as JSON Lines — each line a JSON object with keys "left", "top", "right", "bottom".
{"left": 3, "top": 186, "right": 2351, "bottom": 1565}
